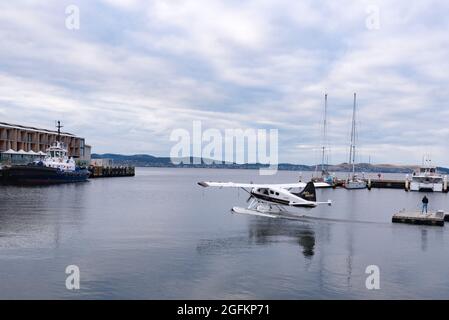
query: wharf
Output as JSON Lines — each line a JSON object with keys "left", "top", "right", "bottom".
{"left": 333, "top": 178, "right": 449, "bottom": 192}
{"left": 88, "top": 166, "right": 135, "bottom": 178}
{"left": 331, "top": 179, "right": 406, "bottom": 189}
{"left": 367, "top": 179, "right": 405, "bottom": 190}
{"left": 392, "top": 210, "right": 446, "bottom": 226}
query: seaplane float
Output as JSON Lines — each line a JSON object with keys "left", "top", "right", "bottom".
{"left": 198, "top": 180, "right": 332, "bottom": 219}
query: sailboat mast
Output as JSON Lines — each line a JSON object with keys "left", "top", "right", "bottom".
{"left": 321, "top": 93, "right": 328, "bottom": 173}
{"left": 350, "top": 93, "right": 357, "bottom": 175}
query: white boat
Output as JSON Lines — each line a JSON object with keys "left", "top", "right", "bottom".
{"left": 345, "top": 93, "right": 367, "bottom": 190}
{"left": 345, "top": 175, "right": 367, "bottom": 189}
{"left": 409, "top": 159, "right": 447, "bottom": 192}
{"left": 39, "top": 141, "right": 77, "bottom": 171}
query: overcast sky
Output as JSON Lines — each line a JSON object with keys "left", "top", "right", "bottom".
{"left": 1, "top": 1, "right": 449, "bottom": 165}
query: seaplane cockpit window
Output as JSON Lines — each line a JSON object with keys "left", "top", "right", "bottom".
{"left": 270, "top": 190, "right": 274, "bottom": 194}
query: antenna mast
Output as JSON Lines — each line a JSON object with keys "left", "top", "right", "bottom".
{"left": 56, "top": 120, "right": 63, "bottom": 142}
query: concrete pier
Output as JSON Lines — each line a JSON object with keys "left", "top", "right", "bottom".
{"left": 392, "top": 210, "right": 445, "bottom": 226}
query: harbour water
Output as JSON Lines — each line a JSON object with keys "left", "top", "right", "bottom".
{"left": 0, "top": 168, "right": 448, "bottom": 299}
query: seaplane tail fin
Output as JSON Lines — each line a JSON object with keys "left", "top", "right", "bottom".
{"left": 298, "top": 181, "right": 317, "bottom": 202}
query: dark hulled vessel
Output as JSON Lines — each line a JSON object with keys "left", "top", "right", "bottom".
{"left": 0, "top": 122, "right": 89, "bottom": 185}
{"left": 1, "top": 163, "right": 89, "bottom": 185}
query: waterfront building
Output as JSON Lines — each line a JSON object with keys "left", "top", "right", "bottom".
{"left": 0, "top": 122, "right": 91, "bottom": 163}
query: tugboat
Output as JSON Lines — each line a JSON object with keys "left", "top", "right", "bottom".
{"left": 0, "top": 122, "right": 90, "bottom": 185}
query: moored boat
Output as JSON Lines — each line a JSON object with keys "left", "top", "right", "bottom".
{"left": 345, "top": 93, "right": 367, "bottom": 190}
{"left": 409, "top": 159, "right": 447, "bottom": 192}
{"left": 1, "top": 163, "right": 89, "bottom": 185}
{"left": 0, "top": 123, "right": 89, "bottom": 185}
{"left": 345, "top": 174, "right": 367, "bottom": 189}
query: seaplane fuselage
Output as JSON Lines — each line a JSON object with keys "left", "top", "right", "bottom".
{"left": 250, "top": 187, "right": 317, "bottom": 208}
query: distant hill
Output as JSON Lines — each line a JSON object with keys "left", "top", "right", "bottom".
{"left": 92, "top": 154, "right": 171, "bottom": 166}
{"left": 91, "top": 153, "right": 306, "bottom": 169}
{"left": 91, "top": 153, "right": 449, "bottom": 173}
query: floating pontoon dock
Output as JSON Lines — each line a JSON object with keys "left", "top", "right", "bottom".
{"left": 392, "top": 210, "right": 446, "bottom": 226}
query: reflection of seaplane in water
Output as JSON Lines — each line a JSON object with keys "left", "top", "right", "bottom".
{"left": 198, "top": 180, "right": 332, "bottom": 218}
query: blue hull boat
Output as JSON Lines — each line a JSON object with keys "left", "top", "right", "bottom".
{"left": 0, "top": 164, "right": 90, "bottom": 185}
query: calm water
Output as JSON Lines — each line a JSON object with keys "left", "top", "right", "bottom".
{"left": 0, "top": 168, "right": 448, "bottom": 299}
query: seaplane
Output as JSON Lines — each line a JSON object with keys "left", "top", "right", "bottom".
{"left": 198, "top": 180, "right": 332, "bottom": 219}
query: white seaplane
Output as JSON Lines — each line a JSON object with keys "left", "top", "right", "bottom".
{"left": 198, "top": 180, "right": 332, "bottom": 219}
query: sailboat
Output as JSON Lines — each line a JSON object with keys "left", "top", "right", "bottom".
{"left": 313, "top": 93, "right": 334, "bottom": 186}
{"left": 345, "top": 93, "right": 367, "bottom": 190}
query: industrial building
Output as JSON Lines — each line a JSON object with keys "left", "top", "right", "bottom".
{"left": 0, "top": 122, "right": 91, "bottom": 163}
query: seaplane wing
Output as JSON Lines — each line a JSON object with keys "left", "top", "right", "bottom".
{"left": 198, "top": 181, "right": 330, "bottom": 189}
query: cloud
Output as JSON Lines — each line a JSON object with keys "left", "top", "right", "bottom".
{"left": 100, "top": 0, "right": 143, "bottom": 10}
{"left": 0, "top": 1, "right": 449, "bottom": 165}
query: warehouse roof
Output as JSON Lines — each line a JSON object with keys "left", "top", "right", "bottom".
{"left": 0, "top": 122, "right": 79, "bottom": 137}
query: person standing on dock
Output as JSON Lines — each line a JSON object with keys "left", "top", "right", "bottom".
{"left": 422, "top": 196, "right": 429, "bottom": 214}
